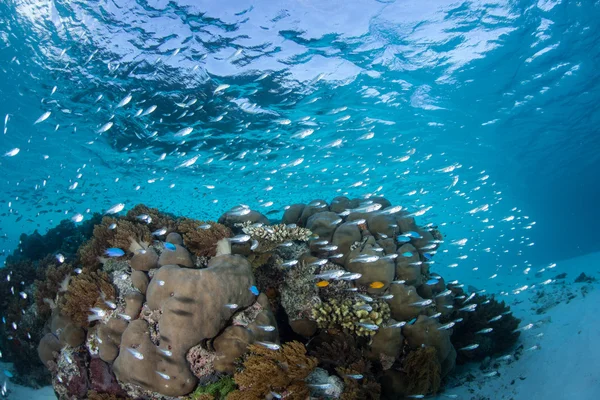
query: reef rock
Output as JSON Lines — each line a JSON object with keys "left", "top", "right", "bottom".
{"left": 113, "top": 255, "right": 256, "bottom": 396}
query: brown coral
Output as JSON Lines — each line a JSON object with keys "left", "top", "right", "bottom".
{"left": 336, "top": 359, "right": 381, "bottom": 400}
{"left": 228, "top": 341, "right": 318, "bottom": 400}
{"left": 34, "top": 261, "right": 72, "bottom": 321}
{"left": 126, "top": 204, "right": 178, "bottom": 234}
{"left": 402, "top": 346, "right": 441, "bottom": 396}
{"left": 177, "top": 217, "right": 232, "bottom": 257}
{"left": 77, "top": 217, "right": 151, "bottom": 270}
{"left": 58, "top": 270, "right": 116, "bottom": 328}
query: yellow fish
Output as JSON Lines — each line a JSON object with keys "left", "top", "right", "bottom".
{"left": 369, "top": 281, "right": 385, "bottom": 289}
{"left": 316, "top": 281, "right": 330, "bottom": 288}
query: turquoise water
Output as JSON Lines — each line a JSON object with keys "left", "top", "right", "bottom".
{"left": 0, "top": 0, "right": 598, "bottom": 395}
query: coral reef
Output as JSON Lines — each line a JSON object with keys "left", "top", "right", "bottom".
{"left": 448, "top": 294, "right": 521, "bottom": 363}
{"left": 177, "top": 217, "right": 232, "bottom": 257}
{"left": 58, "top": 270, "right": 116, "bottom": 328}
{"left": 227, "top": 341, "right": 318, "bottom": 400}
{"left": 5, "top": 198, "right": 522, "bottom": 399}
{"left": 241, "top": 221, "right": 313, "bottom": 253}
{"left": 312, "top": 298, "right": 390, "bottom": 337}
{"left": 403, "top": 346, "right": 442, "bottom": 396}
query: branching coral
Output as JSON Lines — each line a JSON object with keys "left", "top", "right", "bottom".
{"left": 228, "top": 341, "right": 318, "bottom": 400}
{"left": 449, "top": 294, "right": 521, "bottom": 363}
{"left": 402, "top": 346, "right": 441, "bottom": 396}
{"left": 241, "top": 222, "right": 312, "bottom": 252}
{"left": 177, "top": 217, "right": 232, "bottom": 257}
{"left": 312, "top": 298, "right": 390, "bottom": 337}
{"left": 58, "top": 270, "right": 116, "bottom": 328}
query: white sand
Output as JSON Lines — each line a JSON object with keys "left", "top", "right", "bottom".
{"left": 0, "top": 362, "right": 55, "bottom": 400}
{"left": 438, "top": 252, "right": 600, "bottom": 400}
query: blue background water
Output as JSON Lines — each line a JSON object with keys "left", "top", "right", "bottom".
{"left": 0, "top": 0, "right": 599, "bottom": 292}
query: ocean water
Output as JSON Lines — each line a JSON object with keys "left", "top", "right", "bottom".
{"left": 0, "top": 0, "right": 599, "bottom": 398}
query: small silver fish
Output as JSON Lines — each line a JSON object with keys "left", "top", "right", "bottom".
{"left": 225, "top": 303, "right": 238, "bottom": 309}
{"left": 307, "top": 383, "right": 332, "bottom": 390}
{"left": 250, "top": 240, "right": 259, "bottom": 251}
{"left": 257, "top": 325, "right": 276, "bottom": 332}
{"left": 355, "top": 304, "right": 373, "bottom": 312}
{"left": 435, "top": 289, "right": 452, "bottom": 298}
{"left": 437, "top": 322, "right": 455, "bottom": 330}
{"left": 496, "top": 354, "right": 512, "bottom": 361}
{"left": 126, "top": 347, "right": 144, "bottom": 360}
{"left": 315, "top": 270, "right": 346, "bottom": 280}
{"left": 430, "top": 312, "right": 442, "bottom": 319}
{"left": 118, "top": 313, "right": 132, "bottom": 321}
{"left": 56, "top": 254, "right": 65, "bottom": 263}
{"left": 459, "top": 344, "right": 480, "bottom": 351}
{"left": 378, "top": 294, "right": 394, "bottom": 300}
{"left": 74, "top": 268, "right": 82, "bottom": 274}
{"left": 229, "top": 234, "right": 251, "bottom": 243}
{"left": 356, "top": 293, "right": 373, "bottom": 302}
{"left": 346, "top": 218, "right": 367, "bottom": 225}
{"left": 453, "top": 317, "right": 464, "bottom": 323}
{"left": 278, "top": 241, "right": 294, "bottom": 247}
{"left": 339, "top": 272, "right": 362, "bottom": 281}
{"left": 308, "top": 259, "right": 328, "bottom": 267}
{"left": 410, "top": 299, "right": 433, "bottom": 307}
{"left": 356, "top": 322, "right": 378, "bottom": 331}
{"left": 198, "top": 224, "right": 212, "bottom": 230}
{"left": 345, "top": 374, "right": 363, "bottom": 379}
{"left": 256, "top": 341, "right": 280, "bottom": 350}
{"left": 157, "top": 280, "right": 165, "bottom": 286}
{"left": 458, "top": 304, "right": 477, "bottom": 312}
{"left": 281, "top": 260, "right": 299, "bottom": 267}
{"left": 108, "top": 223, "right": 117, "bottom": 229}
{"left": 156, "top": 371, "right": 170, "bottom": 380}
{"left": 381, "top": 253, "right": 398, "bottom": 261}
{"left": 482, "top": 370, "right": 498, "bottom": 377}
{"left": 321, "top": 245, "right": 339, "bottom": 251}
{"left": 158, "top": 348, "right": 172, "bottom": 357}
{"left": 344, "top": 287, "right": 358, "bottom": 292}
{"left": 349, "top": 254, "right": 380, "bottom": 263}
{"left": 387, "top": 321, "right": 406, "bottom": 328}
{"left": 152, "top": 228, "right": 167, "bottom": 236}
{"left": 476, "top": 328, "right": 493, "bottom": 334}
{"left": 391, "top": 279, "right": 407, "bottom": 285}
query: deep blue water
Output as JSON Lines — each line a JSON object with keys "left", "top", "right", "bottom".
{"left": 1, "top": 0, "right": 599, "bottom": 289}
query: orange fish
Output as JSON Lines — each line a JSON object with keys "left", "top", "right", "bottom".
{"left": 316, "top": 280, "right": 330, "bottom": 288}
{"left": 369, "top": 281, "right": 385, "bottom": 289}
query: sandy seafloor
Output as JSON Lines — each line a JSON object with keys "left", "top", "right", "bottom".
{"left": 2, "top": 252, "right": 599, "bottom": 400}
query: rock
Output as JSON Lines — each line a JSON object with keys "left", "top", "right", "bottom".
{"left": 395, "top": 244, "right": 422, "bottom": 287}
{"left": 367, "top": 324, "right": 403, "bottom": 367}
{"left": 59, "top": 323, "right": 85, "bottom": 347}
{"left": 331, "top": 222, "right": 362, "bottom": 265}
{"left": 387, "top": 284, "right": 426, "bottom": 322}
{"left": 131, "top": 270, "right": 149, "bottom": 294}
{"left": 345, "top": 237, "right": 395, "bottom": 293}
{"left": 38, "top": 333, "right": 61, "bottom": 368}
{"left": 299, "top": 200, "right": 329, "bottom": 227}
{"left": 123, "top": 291, "right": 144, "bottom": 320}
{"left": 367, "top": 214, "right": 397, "bottom": 240}
{"left": 89, "top": 357, "right": 127, "bottom": 397}
{"left": 166, "top": 232, "right": 183, "bottom": 245}
{"left": 574, "top": 273, "right": 596, "bottom": 283}
{"left": 290, "top": 319, "right": 318, "bottom": 337}
{"left": 130, "top": 247, "right": 159, "bottom": 271}
{"left": 218, "top": 209, "right": 269, "bottom": 231}
{"left": 158, "top": 244, "right": 193, "bottom": 268}
{"left": 113, "top": 255, "right": 256, "bottom": 396}
{"left": 306, "top": 211, "right": 341, "bottom": 242}
{"left": 282, "top": 204, "right": 305, "bottom": 225}
{"left": 329, "top": 196, "right": 353, "bottom": 214}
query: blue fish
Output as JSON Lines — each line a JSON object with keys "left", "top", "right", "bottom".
{"left": 401, "top": 251, "right": 413, "bottom": 257}
{"left": 426, "top": 278, "right": 440, "bottom": 286}
{"left": 249, "top": 285, "right": 259, "bottom": 296}
{"left": 408, "top": 317, "right": 417, "bottom": 325}
{"left": 397, "top": 236, "right": 411, "bottom": 243}
{"left": 164, "top": 242, "right": 176, "bottom": 251}
{"left": 4, "top": 370, "right": 13, "bottom": 378}
{"left": 105, "top": 248, "right": 125, "bottom": 257}
{"left": 423, "top": 252, "right": 433, "bottom": 260}
{"left": 405, "top": 231, "right": 422, "bottom": 239}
